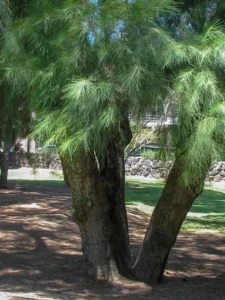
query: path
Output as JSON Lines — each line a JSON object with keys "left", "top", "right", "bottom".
{"left": 0, "top": 184, "right": 225, "bottom": 299}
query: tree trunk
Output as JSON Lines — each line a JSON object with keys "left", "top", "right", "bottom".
{"left": 133, "top": 156, "right": 208, "bottom": 284}
{"left": 61, "top": 143, "right": 131, "bottom": 281}
{"left": 0, "top": 139, "right": 11, "bottom": 189}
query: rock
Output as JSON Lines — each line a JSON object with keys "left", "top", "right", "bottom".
{"left": 208, "top": 169, "right": 218, "bottom": 176}
{"left": 159, "top": 168, "right": 167, "bottom": 172}
{"left": 220, "top": 171, "right": 225, "bottom": 177}
{"left": 138, "top": 158, "right": 145, "bottom": 165}
{"left": 143, "top": 170, "right": 150, "bottom": 177}
{"left": 132, "top": 157, "right": 140, "bottom": 164}
{"left": 217, "top": 162, "right": 223, "bottom": 169}
{"left": 160, "top": 171, "right": 167, "bottom": 178}
{"left": 143, "top": 159, "right": 151, "bottom": 166}
{"left": 166, "top": 160, "right": 173, "bottom": 168}
{"left": 158, "top": 160, "right": 165, "bottom": 168}
{"left": 125, "top": 165, "right": 130, "bottom": 172}
{"left": 151, "top": 160, "right": 158, "bottom": 169}
{"left": 151, "top": 169, "right": 160, "bottom": 178}
{"left": 141, "top": 165, "right": 151, "bottom": 172}
{"left": 126, "top": 158, "right": 132, "bottom": 166}
{"left": 131, "top": 170, "right": 137, "bottom": 175}
{"left": 214, "top": 175, "right": 222, "bottom": 182}
{"left": 131, "top": 164, "right": 141, "bottom": 171}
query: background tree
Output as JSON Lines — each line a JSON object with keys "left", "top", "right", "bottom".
{"left": 0, "top": 0, "right": 32, "bottom": 188}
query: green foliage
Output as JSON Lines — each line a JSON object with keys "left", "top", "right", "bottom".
{"left": 162, "top": 23, "right": 225, "bottom": 186}
{"left": 1, "top": 0, "right": 178, "bottom": 160}
{"left": 2, "top": 0, "right": 225, "bottom": 189}
{"left": 141, "top": 150, "right": 159, "bottom": 160}
{"left": 0, "top": 0, "right": 11, "bottom": 34}
{"left": 0, "top": 0, "right": 33, "bottom": 150}
{"left": 141, "top": 149, "right": 175, "bottom": 161}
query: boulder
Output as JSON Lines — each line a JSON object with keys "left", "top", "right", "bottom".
{"left": 160, "top": 171, "right": 167, "bottom": 178}
{"left": 151, "top": 160, "right": 158, "bottom": 169}
{"left": 158, "top": 160, "right": 165, "bottom": 168}
{"left": 131, "top": 164, "right": 141, "bottom": 172}
{"left": 142, "top": 170, "right": 150, "bottom": 177}
{"left": 131, "top": 170, "right": 137, "bottom": 175}
{"left": 125, "top": 165, "right": 130, "bottom": 172}
{"left": 126, "top": 158, "right": 132, "bottom": 166}
{"left": 143, "top": 159, "right": 151, "bottom": 166}
{"left": 151, "top": 169, "right": 160, "bottom": 178}
{"left": 208, "top": 169, "right": 218, "bottom": 176}
{"left": 132, "top": 157, "right": 140, "bottom": 164}
{"left": 214, "top": 175, "right": 222, "bottom": 182}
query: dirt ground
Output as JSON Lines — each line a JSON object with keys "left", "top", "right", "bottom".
{"left": 0, "top": 183, "right": 225, "bottom": 300}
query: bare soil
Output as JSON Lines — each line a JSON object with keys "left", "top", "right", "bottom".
{"left": 0, "top": 183, "right": 225, "bottom": 300}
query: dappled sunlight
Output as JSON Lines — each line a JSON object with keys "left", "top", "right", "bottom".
{"left": 168, "top": 233, "right": 225, "bottom": 279}
{"left": 0, "top": 183, "right": 225, "bottom": 299}
{"left": 20, "top": 203, "right": 41, "bottom": 208}
{"left": 0, "top": 230, "right": 36, "bottom": 253}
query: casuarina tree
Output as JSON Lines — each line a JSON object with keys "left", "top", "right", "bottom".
{"left": 2, "top": 0, "right": 225, "bottom": 284}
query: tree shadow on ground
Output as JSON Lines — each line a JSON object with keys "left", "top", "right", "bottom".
{"left": 0, "top": 184, "right": 225, "bottom": 299}
{"left": 0, "top": 185, "right": 151, "bottom": 299}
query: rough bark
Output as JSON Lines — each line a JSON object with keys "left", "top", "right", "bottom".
{"left": 133, "top": 156, "right": 208, "bottom": 284}
{"left": 61, "top": 142, "right": 131, "bottom": 281}
{"left": 0, "top": 139, "right": 11, "bottom": 189}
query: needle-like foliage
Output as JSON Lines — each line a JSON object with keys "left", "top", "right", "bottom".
{"left": 0, "top": 0, "right": 11, "bottom": 34}
{"left": 3, "top": 0, "right": 225, "bottom": 188}
{"left": 1, "top": 0, "right": 178, "bottom": 159}
{"left": 164, "top": 23, "right": 225, "bottom": 186}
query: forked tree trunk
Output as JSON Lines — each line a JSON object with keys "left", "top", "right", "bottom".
{"left": 133, "top": 156, "right": 209, "bottom": 284}
{"left": 61, "top": 143, "right": 131, "bottom": 280}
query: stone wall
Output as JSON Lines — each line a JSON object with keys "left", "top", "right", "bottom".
{"left": 125, "top": 157, "right": 173, "bottom": 179}
{"left": 9, "top": 152, "right": 62, "bottom": 170}
{"left": 8, "top": 153, "right": 225, "bottom": 182}
{"left": 208, "top": 162, "right": 225, "bottom": 182}
{"left": 126, "top": 157, "right": 225, "bottom": 182}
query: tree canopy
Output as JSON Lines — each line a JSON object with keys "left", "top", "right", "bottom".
{"left": 2, "top": 0, "right": 178, "bottom": 158}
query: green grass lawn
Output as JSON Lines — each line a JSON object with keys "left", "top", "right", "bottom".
{"left": 9, "top": 179, "right": 66, "bottom": 187}
{"left": 8, "top": 178, "right": 225, "bottom": 232}
{"left": 125, "top": 180, "right": 225, "bottom": 232}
